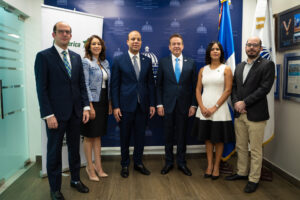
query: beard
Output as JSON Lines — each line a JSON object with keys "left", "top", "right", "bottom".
{"left": 246, "top": 50, "right": 260, "bottom": 59}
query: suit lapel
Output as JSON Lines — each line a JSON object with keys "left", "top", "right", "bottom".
{"left": 51, "top": 46, "right": 71, "bottom": 79}
{"left": 180, "top": 56, "right": 188, "bottom": 83}
{"left": 139, "top": 55, "right": 146, "bottom": 82}
{"left": 167, "top": 55, "right": 177, "bottom": 83}
{"left": 69, "top": 50, "right": 76, "bottom": 79}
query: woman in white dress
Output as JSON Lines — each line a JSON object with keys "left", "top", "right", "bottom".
{"left": 192, "top": 41, "right": 234, "bottom": 180}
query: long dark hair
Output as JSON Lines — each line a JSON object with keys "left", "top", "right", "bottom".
{"left": 84, "top": 35, "right": 106, "bottom": 61}
{"left": 205, "top": 41, "right": 225, "bottom": 65}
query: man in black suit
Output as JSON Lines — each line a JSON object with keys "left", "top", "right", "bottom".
{"left": 111, "top": 30, "right": 155, "bottom": 178}
{"left": 225, "top": 36, "right": 275, "bottom": 193}
{"left": 156, "top": 33, "right": 197, "bottom": 176}
{"left": 35, "top": 22, "right": 90, "bottom": 200}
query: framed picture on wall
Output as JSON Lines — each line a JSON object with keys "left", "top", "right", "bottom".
{"left": 283, "top": 53, "right": 300, "bottom": 102}
{"left": 274, "top": 64, "right": 280, "bottom": 100}
{"left": 277, "top": 5, "right": 300, "bottom": 51}
{"left": 0, "top": 80, "right": 3, "bottom": 119}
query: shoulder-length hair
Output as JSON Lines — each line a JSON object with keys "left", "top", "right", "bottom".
{"left": 84, "top": 35, "right": 106, "bottom": 61}
{"left": 205, "top": 41, "right": 225, "bottom": 65}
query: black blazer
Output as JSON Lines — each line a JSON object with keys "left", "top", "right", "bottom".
{"left": 111, "top": 52, "right": 155, "bottom": 113}
{"left": 156, "top": 55, "right": 197, "bottom": 114}
{"left": 34, "top": 46, "right": 89, "bottom": 121}
{"left": 231, "top": 56, "right": 275, "bottom": 121}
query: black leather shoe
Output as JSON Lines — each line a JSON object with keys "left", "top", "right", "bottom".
{"left": 70, "top": 181, "right": 89, "bottom": 193}
{"left": 244, "top": 181, "right": 259, "bottom": 193}
{"left": 204, "top": 173, "right": 212, "bottom": 178}
{"left": 161, "top": 165, "right": 173, "bottom": 175}
{"left": 50, "top": 191, "right": 65, "bottom": 200}
{"left": 120, "top": 167, "right": 129, "bottom": 178}
{"left": 178, "top": 165, "right": 192, "bottom": 176}
{"left": 134, "top": 164, "right": 151, "bottom": 175}
{"left": 211, "top": 175, "right": 219, "bottom": 180}
{"left": 225, "top": 174, "right": 248, "bottom": 181}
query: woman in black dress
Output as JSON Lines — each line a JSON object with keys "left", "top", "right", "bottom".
{"left": 81, "top": 35, "right": 112, "bottom": 181}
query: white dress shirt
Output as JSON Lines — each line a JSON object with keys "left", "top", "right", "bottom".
{"left": 128, "top": 50, "right": 141, "bottom": 72}
{"left": 171, "top": 54, "right": 183, "bottom": 73}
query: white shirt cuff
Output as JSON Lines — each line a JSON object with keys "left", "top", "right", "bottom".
{"left": 84, "top": 106, "right": 90, "bottom": 111}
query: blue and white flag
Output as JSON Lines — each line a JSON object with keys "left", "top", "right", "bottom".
{"left": 251, "top": 0, "right": 276, "bottom": 145}
{"left": 218, "top": 0, "right": 235, "bottom": 161}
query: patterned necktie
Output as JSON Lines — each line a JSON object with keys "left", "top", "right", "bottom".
{"left": 132, "top": 55, "right": 140, "bottom": 80}
{"left": 175, "top": 57, "right": 181, "bottom": 83}
{"left": 62, "top": 50, "right": 71, "bottom": 77}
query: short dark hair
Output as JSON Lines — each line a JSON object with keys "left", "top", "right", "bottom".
{"left": 53, "top": 21, "right": 72, "bottom": 33}
{"left": 84, "top": 35, "right": 106, "bottom": 61}
{"left": 169, "top": 33, "right": 184, "bottom": 45}
{"left": 205, "top": 41, "right": 225, "bottom": 65}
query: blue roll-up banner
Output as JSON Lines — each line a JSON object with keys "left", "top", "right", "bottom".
{"left": 44, "top": 0, "right": 242, "bottom": 148}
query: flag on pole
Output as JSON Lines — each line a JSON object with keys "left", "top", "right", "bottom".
{"left": 218, "top": 0, "right": 236, "bottom": 161}
{"left": 251, "top": 0, "right": 276, "bottom": 145}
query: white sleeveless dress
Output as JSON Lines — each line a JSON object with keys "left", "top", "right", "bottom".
{"left": 192, "top": 64, "right": 235, "bottom": 143}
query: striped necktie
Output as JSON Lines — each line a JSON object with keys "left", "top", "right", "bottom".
{"left": 62, "top": 50, "right": 71, "bottom": 77}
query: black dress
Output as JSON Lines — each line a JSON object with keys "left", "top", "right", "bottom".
{"left": 81, "top": 81, "right": 108, "bottom": 138}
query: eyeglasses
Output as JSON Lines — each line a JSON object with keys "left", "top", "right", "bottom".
{"left": 246, "top": 43, "right": 260, "bottom": 48}
{"left": 56, "top": 30, "right": 71, "bottom": 35}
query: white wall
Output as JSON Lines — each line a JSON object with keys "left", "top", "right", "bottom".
{"left": 264, "top": 0, "right": 300, "bottom": 181}
{"left": 4, "top": 0, "right": 43, "bottom": 162}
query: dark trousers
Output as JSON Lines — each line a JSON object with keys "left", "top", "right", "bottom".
{"left": 119, "top": 104, "right": 148, "bottom": 167}
{"left": 164, "top": 104, "right": 188, "bottom": 167}
{"left": 46, "top": 111, "right": 81, "bottom": 192}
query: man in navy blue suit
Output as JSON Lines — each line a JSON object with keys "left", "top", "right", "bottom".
{"left": 156, "top": 33, "right": 197, "bottom": 176}
{"left": 111, "top": 30, "right": 155, "bottom": 178}
{"left": 35, "top": 22, "right": 90, "bottom": 200}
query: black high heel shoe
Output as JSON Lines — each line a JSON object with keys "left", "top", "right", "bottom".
{"left": 204, "top": 168, "right": 213, "bottom": 178}
{"left": 211, "top": 175, "right": 219, "bottom": 180}
{"left": 211, "top": 169, "right": 220, "bottom": 180}
{"left": 204, "top": 173, "right": 212, "bottom": 178}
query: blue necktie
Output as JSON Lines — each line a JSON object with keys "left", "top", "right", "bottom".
{"left": 175, "top": 57, "right": 181, "bottom": 83}
{"left": 62, "top": 50, "right": 71, "bottom": 77}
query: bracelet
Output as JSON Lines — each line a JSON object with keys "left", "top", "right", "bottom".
{"left": 215, "top": 103, "right": 219, "bottom": 108}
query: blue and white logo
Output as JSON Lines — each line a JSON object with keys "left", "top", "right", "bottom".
{"left": 196, "top": 24, "right": 207, "bottom": 34}
{"left": 113, "top": 48, "right": 124, "bottom": 57}
{"left": 197, "top": 45, "right": 206, "bottom": 55}
{"left": 170, "top": 0, "right": 180, "bottom": 7}
{"left": 171, "top": 19, "right": 180, "bottom": 28}
{"left": 114, "top": 18, "right": 124, "bottom": 27}
{"left": 142, "top": 21, "right": 153, "bottom": 32}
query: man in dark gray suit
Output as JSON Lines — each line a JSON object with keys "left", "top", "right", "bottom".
{"left": 225, "top": 36, "right": 275, "bottom": 193}
{"left": 156, "top": 33, "right": 197, "bottom": 176}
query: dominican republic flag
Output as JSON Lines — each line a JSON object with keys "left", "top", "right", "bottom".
{"left": 218, "top": 0, "right": 236, "bottom": 161}
{"left": 251, "top": 0, "right": 276, "bottom": 145}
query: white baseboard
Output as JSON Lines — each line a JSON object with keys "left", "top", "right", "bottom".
{"left": 101, "top": 145, "right": 206, "bottom": 155}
